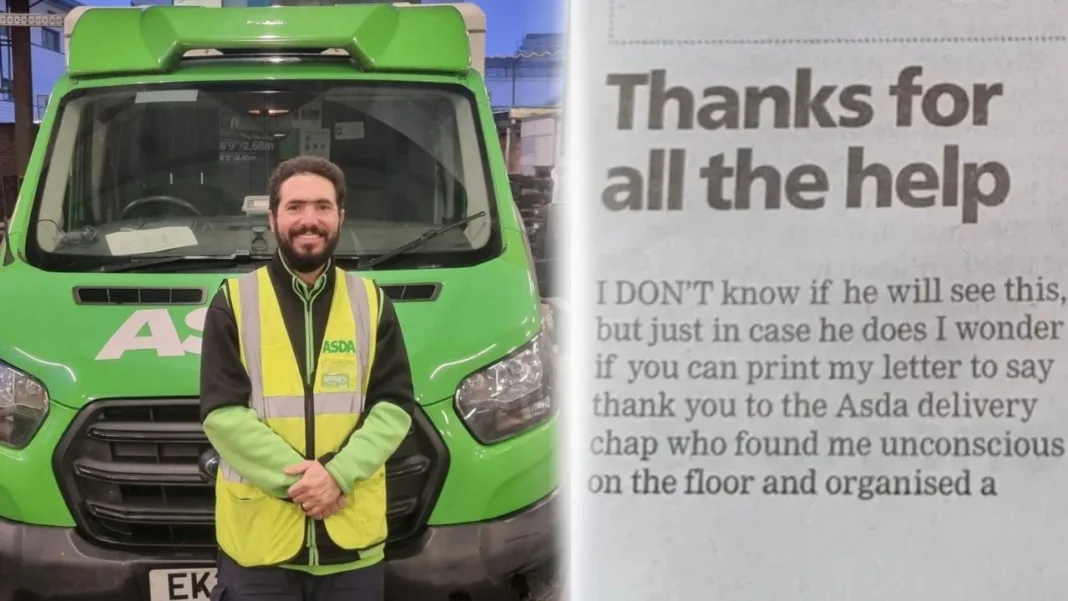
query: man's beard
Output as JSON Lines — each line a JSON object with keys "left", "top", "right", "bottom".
{"left": 278, "top": 226, "right": 339, "bottom": 274}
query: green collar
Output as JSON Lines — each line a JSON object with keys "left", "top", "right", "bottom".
{"left": 277, "top": 251, "right": 332, "bottom": 301}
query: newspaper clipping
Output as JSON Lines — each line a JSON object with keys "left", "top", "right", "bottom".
{"left": 584, "top": 0, "right": 1068, "bottom": 597}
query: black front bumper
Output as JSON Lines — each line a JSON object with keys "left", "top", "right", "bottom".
{"left": 0, "top": 491, "right": 559, "bottom": 601}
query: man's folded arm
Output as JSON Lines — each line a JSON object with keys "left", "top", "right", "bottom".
{"left": 320, "top": 289, "right": 415, "bottom": 494}
{"left": 199, "top": 286, "right": 304, "bottom": 498}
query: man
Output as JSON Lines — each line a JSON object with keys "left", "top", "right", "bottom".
{"left": 199, "top": 155, "right": 415, "bottom": 601}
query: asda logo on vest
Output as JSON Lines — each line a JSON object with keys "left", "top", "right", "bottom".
{"left": 322, "top": 339, "right": 356, "bottom": 354}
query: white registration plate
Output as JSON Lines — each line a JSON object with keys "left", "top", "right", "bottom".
{"left": 148, "top": 568, "right": 218, "bottom": 601}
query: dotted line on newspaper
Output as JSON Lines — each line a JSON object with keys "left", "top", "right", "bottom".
{"left": 606, "top": 0, "right": 1068, "bottom": 46}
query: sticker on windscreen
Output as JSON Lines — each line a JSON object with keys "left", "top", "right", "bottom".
{"left": 135, "top": 90, "right": 199, "bottom": 104}
{"left": 300, "top": 128, "right": 331, "bottom": 158}
{"left": 334, "top": 121, "right": 365, "bottom": 140}
{"left": 104, "top": 226, "right": 199, "bottom": 256}
{"left": 243, "top": 195, "right": 271, "bottom": 214}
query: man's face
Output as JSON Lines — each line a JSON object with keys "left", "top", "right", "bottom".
{"left": 269, "top": 173, "right": 344, "bottom": 274}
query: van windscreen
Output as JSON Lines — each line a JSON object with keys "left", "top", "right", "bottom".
{"left": 26, "top": 81, "right": 498, "bottom": 272}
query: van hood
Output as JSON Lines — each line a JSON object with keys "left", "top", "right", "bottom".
{"left": 0, "top": 261, "right": 541, "bottom": 409}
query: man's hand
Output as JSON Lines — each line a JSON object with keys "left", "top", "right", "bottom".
{"left": 304, "top": 495, "right": 346, "bottom": 520}
{"left": 284, "top": 460, "right": 345, "bottom": 520}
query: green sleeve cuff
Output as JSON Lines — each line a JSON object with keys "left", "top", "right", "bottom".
{"left": 202, "top": 405, "right": 306, "bottom": 498}
{"left": 323, "top": 402, "right": 412, "bottom": 493}
{"left": 325, "top": 461, "right": 354, "bottom": 495}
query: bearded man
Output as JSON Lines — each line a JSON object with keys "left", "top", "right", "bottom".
{"left": 198, "top": 155, "right": 415, "bottom": 601}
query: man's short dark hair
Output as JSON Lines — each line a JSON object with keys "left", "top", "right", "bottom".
{"left": 268, "top": 155, "right": 347, "bottom": 213}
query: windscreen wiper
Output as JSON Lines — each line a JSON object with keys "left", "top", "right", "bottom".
{"left": 362, "top": 211, "right": 488, "bottom": 270}
{"left": 97, "top": 251, "right": 273, "bottom": 273}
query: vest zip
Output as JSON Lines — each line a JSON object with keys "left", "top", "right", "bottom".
{"left": 299, "top": 283, "right": 318, "bottom": 568}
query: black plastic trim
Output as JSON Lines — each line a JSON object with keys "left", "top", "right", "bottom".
{"left": 1, "top": 237, "right": 12, "bottom": 266}
{"left": 0, "top": 490, "right": 558, "bottom": 601}
{"left": 72, "top": 458, "right": 203, "bottom": 486}
{"left": 72, "top": 286, "right": 207, "bottom": 306}
{"left": 379, "top": 282, "right": 442, "bottom": 303}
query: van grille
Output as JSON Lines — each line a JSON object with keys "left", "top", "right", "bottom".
{"left": 55, "top": 398, "right": 448, "bottom": 551}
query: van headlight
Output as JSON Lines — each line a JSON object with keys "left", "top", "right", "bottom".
{"left": 455, "top": 330, "right": 555, "bottom": 444}
{"left": 0, "top": 361, "right": 50, "bottom": 449}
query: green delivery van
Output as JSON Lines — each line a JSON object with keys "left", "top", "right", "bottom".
{"left": 0, "top": 4, "right": 559, "bottom": 601}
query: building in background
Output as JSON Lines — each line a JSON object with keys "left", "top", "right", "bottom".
{"left": 1, "top": 0, "right": 564, "bottom": 122}
{"left": 4, "top": 0, "right": 564, "bottom": 119}
{"left": 0, "top": 0, "right": 564, "bottom": 194}
{"left": 485, "top": 32, "right": 562, "bottom": 110}
{"left": 487, "top": 33, "right": 563, "bottom": 175}
{"left": 0, "top": 0, "right": 76, "bottom": 123}
{"left": 132, "top": 0, "right": 416, "bottom": 5}
{"left": 0, "top": 0, "right": 72, "bottom": 215}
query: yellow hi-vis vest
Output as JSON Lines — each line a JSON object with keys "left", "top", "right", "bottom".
{"left": 214, "top": 266, "right": 386, "bottom": 567}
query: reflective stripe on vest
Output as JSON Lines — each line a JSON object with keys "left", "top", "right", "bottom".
{"left": 213, "top": 266, "right": 387, "bottom": 568}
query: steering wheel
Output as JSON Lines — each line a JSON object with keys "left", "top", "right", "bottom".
{"left": 119, "top": 195, "right": 204, "bottom": 220}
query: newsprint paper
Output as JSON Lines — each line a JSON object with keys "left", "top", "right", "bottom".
{"left": 579, "top": 0, "right": 1068, "bottom": 598}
